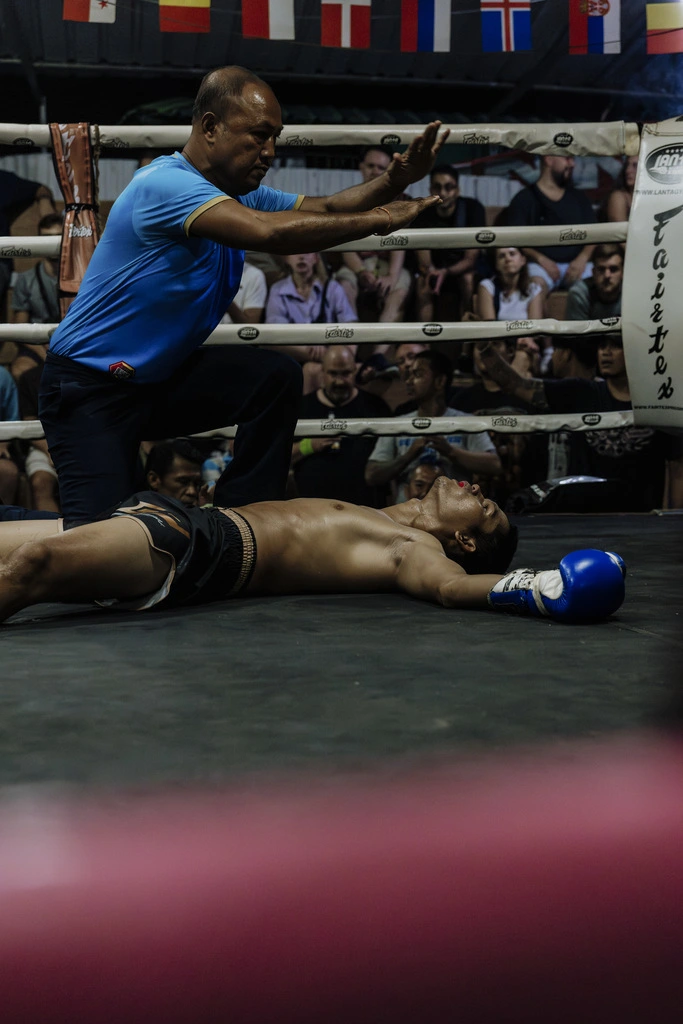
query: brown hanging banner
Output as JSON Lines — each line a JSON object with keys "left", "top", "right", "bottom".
{"left": 49, "top": 122, "right": 100, "bottom": 318}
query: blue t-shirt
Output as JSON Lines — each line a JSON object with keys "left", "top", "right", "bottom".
{"left": 50, "top": 153, "right": 301, "bottom": 382}
{"left": 0, "top": 365, "right": 19, "bottom": 421}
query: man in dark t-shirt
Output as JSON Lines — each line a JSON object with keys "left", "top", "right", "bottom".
{"left": 0, "top": 170, "right": 55, "bottom": 316}
{"left": 502, "top": 156, "right": 596, "bottom": 295}
{"left": 413, "top": 164, "right": 486, "bottom": 321}
{"left": 292, "top": 346, "right": 390, "bottom": 507}
{"left": 475, "top": 335, "right": 683, "bottom": 512}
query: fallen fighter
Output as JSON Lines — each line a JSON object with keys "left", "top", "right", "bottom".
{"left": 0, "top": 478, "right": 624, "bottom": 624}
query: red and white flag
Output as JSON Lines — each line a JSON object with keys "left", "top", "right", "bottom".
{"left": 321, "top": 0, "right": 371, "bottom": 48}
{"left": 242, "top": 0, "right": 295, "bottom": 39}
{"left": 63, "top": 0, "right": 116, "bottom": 23}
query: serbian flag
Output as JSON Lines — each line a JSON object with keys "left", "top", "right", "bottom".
{"left": 63, "top": 0, "right": 116, "bottom": 23}
{"left": 159, "top": 0, "right": 210, "bottom": 33}
{"left": 569, "top": 0, "right": 621, "bottom": 54}
{"left": 242, "top": 0, "right": 295, "bottom": 39}
{"left": 480, "top": 0, "right": 531, "bottom": 52}
{"left": 400, "top": 0, "right": 451, "bottom": 52}
{"left": 646, "top": 1, "right": 683, "bottom": 53}
{"left": 321, "top": 0, "right": 371, "bottom": 48}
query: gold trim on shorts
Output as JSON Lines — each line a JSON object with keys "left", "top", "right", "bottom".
{"left": 218, "top": 508, "right": 257, "bottom": 597}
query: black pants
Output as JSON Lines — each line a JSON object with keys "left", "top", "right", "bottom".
{"left": 39, "top": 346, "right": 303, "bottom": 521}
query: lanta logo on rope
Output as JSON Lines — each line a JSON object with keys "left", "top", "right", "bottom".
{"left": 422, "top": 323, "right": 443, "bottom": 337}
{"left": 283, "top": 135, "right": 314, "bottom": 147}
{"left": 412, "top": 417, "right": 432, "bottom": 430}
{"left": 380, "top": 235, "right": 408, "bottom": 247}
{"left": 559, "top": 228, "right": 587, "bottom": 242}
{"left": 553, "top": 132, "right": 574, "bottom": 148}
{"left": 463, "top": 132, "right": 490, "bottom": 145}
{"left": 600, "top": 317, "right": 620, "bottom": 327}
{"left": 0, "top": 246, "right": 32, "bottom": 257}
{"left": 491, "top": 415, "right": 518, "bottom": 428}
{"left": 582, "top": 413, "right": 602, "bottom": 426}
{"left": 12, "top": 137, "right": 34, "bottom": 147}
{"left": 475, "top": 230, "right": 496, "bottom": 244}
{"left": 506, "top": 319, "right": 533, "bottom": 331}
{"left": 381, "top": 134, "right": 401, "bottom": 147}
{"left": 320, "top": 419, "right": 347, "bottom": 431}
{"left": 645, "top": 144, "right": 683, "bottom": 185}
{"left": 325, "top": 326, "right": 355, "bottom": 339}
{"left": 237, "top": 326, "right": 260, "bottom": 340}
{"left": 69, "top": 225, "right": 93, "bottom": 238}
{"left": 109, "top": 361, "right": 136, "bottom": 381}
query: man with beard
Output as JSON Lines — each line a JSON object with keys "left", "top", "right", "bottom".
{"left": 292, "top": 346, "right": 390, "bottom": 506}
{"left": 565, "top": 243, "right": 623, "bottom": 320}
{"left": 502, "top": 155, "right": 596, "bottom": 295}
{"left": 475, "top": 335, "right": 683, "bottom": 512}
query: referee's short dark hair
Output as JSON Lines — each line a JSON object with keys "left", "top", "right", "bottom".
{"left": 146, "top": 439, "right": 204, "bottom": 478}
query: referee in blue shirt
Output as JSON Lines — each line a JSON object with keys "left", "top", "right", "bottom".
{"left": 39, "top": 66, "right": 448, "bottom": 521}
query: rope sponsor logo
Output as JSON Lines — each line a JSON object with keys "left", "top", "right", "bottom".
{"left": 379, "top": 235, "right": 408, "bottom": 247}
{"left": 600, "top": 317, "right": 620, "bottom": 327}
{"left": 559, "top": 228, "right": 587, "bottom": 241}
{"left": 109, "top": 360, "right": 136, "bottom": 380}
{"left": 0, "top": 246, "right": 32, "bottom": 257}
{"left": 106, "top": 138, "right": 130, "bottom": 148}
{"left": 325, "top": 326, "right": 355, "bottom": 339}
{"left": 645, "top": 145, "right": 683, "bottom": 185}
{"left": 646, "top": 202, "right": 683, "bottom": 402}
{"left": 475, "top": 230, "right": 496, "bottom": 244}
{"left": 491, "top": 415, "right": 518, "bottom": 428}
{"left": 506, "top": 319, "right": 533, "bottom": 331}
{"left": 422, "top": 323, "right": 443, "bottom": 337}
{"left": 320, "top": 419, "right": 347, "bottom": 431}
{"left": 411, "top": 417, "right": 432, "bottom": 430}
{"left": 463, "top": 133, "right": 490, "bottom": 145}
{"left": 284, "top": 136, "right": 314, "bottom": 146}
{"left": 69, "top": 225, "right": 93, "bottom": 238}
{"left": 237, "top": 326, "right": 260, "bottom": 340}
{"left": 553, "top": 132, "right": 574, "bottom": 148}
{"left": 581, "top": 413, "right": 602, "bottom": 426}
{"left": 381, "top": 134, "right": 401, "bottom": 146}
{"left": 12, "top": 138, "right": 34, "bottom": 147}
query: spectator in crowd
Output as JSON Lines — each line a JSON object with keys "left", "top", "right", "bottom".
{"left": 0, "top": 365, "right": 20, "bottom": 505}
{"left": 605, "top": 155, "right": 638, "bottom": 222}
{"left": 413, "top": 164, "right": 486, "bottom": 321}
{"left": 365, "top": 350, "right": 500, "bottom": 502}
{"left": 475, "top": 335, "right": 683, "bottom": 511}
{"left": 10, "top": 213, "right": 63, "bottom": 379}
{"left": 335, "top": 146, "right": 412, "bottom": 323}
{"left": 145, "top": 439, "right": 204, "bottom": 508}
{"left": 0, "top": 170, "right": 55, "bottom": 320}
{"left": 565, "top": 243, "right": 623, "bottom": 320}
{"left": 292, "top": 345, "right": 390, "bottom": 506}
{"left": 221, "top": 260, "right": 268, "bottom": 324}
{"left": 502, "top": 155, "right": 596, "bottom": 295}
{"left": 266, "top": 252, "right": 357, "bottom": 393}
{"left": 405, "top": 460, "right": 444, "bottom": 500}
{"left": 17, "top": 364, "right": 59, "bottom": 513}
{"left": 476, "top": 247, "right": 544, "bottom": 322}
{"left": 390, "top": 341, "right": 431, "bottom": 414}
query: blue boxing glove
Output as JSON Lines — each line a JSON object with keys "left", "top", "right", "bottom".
{"left": 488, "top": 549, "right": 626, "bottom": 623}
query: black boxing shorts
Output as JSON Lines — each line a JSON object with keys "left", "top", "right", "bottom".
{"left": 101, "top": 491, "right": 256, "bottom": 611}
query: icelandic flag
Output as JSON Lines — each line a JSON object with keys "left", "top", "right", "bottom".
{"left": 242, "top": 0, "right": 295, "bottom": 40}
{"left": 480, "top": 0, "right": 531, "bottom": 52}
{"left": 63, "top": 0, "right": 116, "bottom": 23}
{"left": 400, "top": 0, "right": 452, "bottom": 53}
{"left": 569, "top": 0, "right": 621, "bottom": 55}
{"left": 321, "top": 0, "right": 372, "bottom": 49}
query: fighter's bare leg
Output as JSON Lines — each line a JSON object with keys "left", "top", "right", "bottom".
{"left": 0, "top": 517, "right": 172, "bottom": 623}
{"left": 0, "top": 519, "right": 63, "bottom": 560}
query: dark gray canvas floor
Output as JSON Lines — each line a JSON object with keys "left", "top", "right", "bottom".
{"left": 0, "top": 515, "right": 681, "bottom": 786}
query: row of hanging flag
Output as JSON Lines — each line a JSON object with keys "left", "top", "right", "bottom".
{"left": 61, "top": 0, "right": 683, "bottom": 56}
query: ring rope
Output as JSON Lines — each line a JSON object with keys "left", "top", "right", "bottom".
{"left": 0, "top": 318, "right": 623, "bottom": 347}
{"left": 0, "top": 223, "right": 628, "bottom": 260}
{"left": 0, "top": 411, "right": 634, "bottom": 444}
{"left": 0, "top": 121, "right": 640, "bottom": 156}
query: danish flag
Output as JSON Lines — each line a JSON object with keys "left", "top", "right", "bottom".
{"left": 321, "top": 0, "right": 372, "bottom": 49}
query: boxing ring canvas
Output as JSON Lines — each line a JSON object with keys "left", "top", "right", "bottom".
{"left": 0, "top": 514, "right": 679, "bottom": 786}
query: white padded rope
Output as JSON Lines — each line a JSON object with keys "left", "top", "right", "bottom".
{"left": 0, "top": 317, "right": 622, "bottom": 346}
{"left": 0, "top": 411, "right": 633, "bottom": 443}
{"left": 0, "top": 222, "right": 628, "bottom": 260}
{"left": 0, "top": 121, "right": 640, "bottom": 156}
